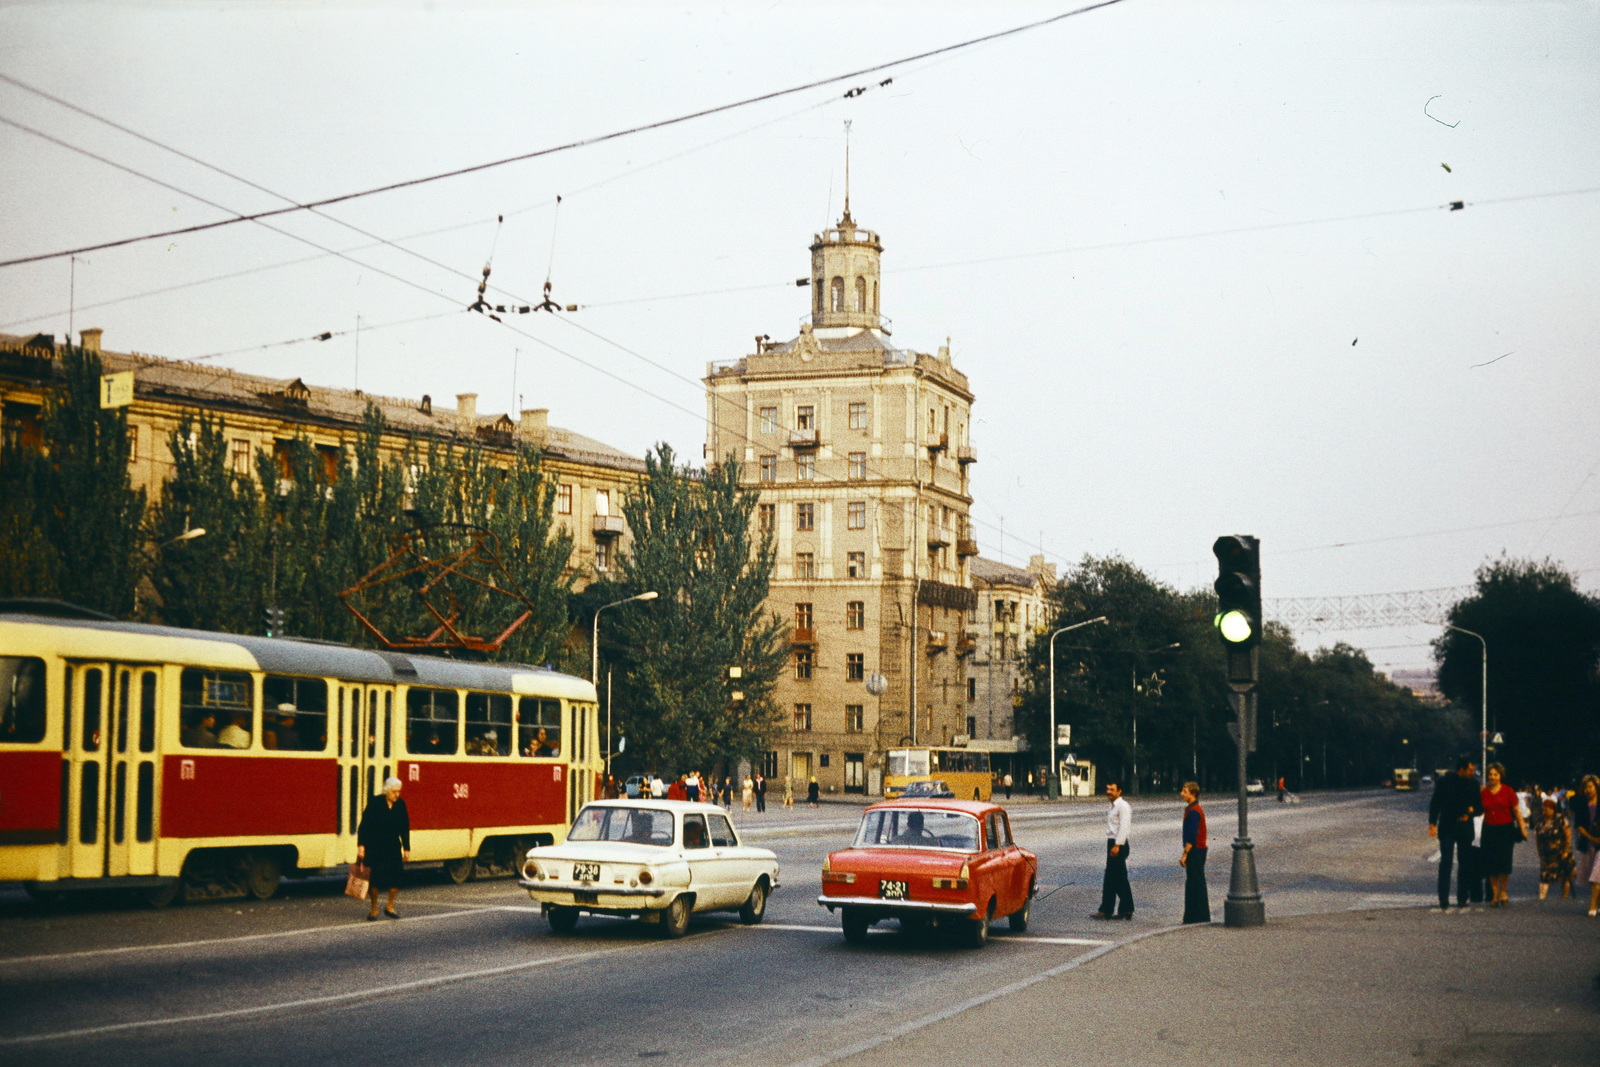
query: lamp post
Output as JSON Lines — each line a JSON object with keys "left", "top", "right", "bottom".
{"left": 1445, "top": 624, "right": 1488, "bottom": 775}
{"left": 1130, "top": 642, "right": 1180, "bottom": 795}
{"left": 1048, "top": 616, "right": 1108, "bottom": 799}
{"left": 593, "top": 591, "right": 658, "bottom": 773}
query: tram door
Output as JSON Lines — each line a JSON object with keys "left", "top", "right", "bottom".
{"left": 65, "top": 662, "right": 110, "bottom": 879}
{"left": 335, "top": 684, "right": 394, "bottom": 865}
{"left": 63, "top": 662, "right": 159, "bottom": 879}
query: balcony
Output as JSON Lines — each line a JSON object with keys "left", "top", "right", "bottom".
{"left": 927, "top": 526, "right": 951, "bottom": 549}
{"left": 956, "top": 538, "right": 978, "bottom": 558}
{"left": 788, "top": 429, "right": 820, "bottom": 450}
{"left": 956, "top": 632, "right": 977, "bottom": 658}
{"left": 927, "top": 432, "right": 948, "bottom": 455}
{"left": 957, "top": 445, "right": 977, "bottom": 466}
{"left": 592, "top": 515, "right": 627, "bottom": 538}
{"left": 792, "top": 627, "right": 816, "bottom": 645}
{"left": 925, "top": 629, "right": 949, "bottom": 653}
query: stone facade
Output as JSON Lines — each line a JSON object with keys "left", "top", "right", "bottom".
{"left": 705, "top": 209, "right": 977, "bottom": 796}
{"left": 963, "top": 555, "right": 1055, "bottom": 780}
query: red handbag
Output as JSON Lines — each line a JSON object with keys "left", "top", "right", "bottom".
{"left": 344, "top": 861, "right": 371, "bottom": 900}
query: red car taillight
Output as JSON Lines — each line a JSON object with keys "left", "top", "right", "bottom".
{"left": 821, "top": 871, "right": 857, "bottom": 884}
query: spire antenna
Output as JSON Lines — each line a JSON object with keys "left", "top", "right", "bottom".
{"left": 843, "top": 119, "right": 852, "bottom": 221}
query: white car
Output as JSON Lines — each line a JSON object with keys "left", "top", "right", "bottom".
{"left": 1246, "top": 779, "right": 1265, "bottom": 795}
{"left": 519, "top": 800, "right": 780, "bottom": 938}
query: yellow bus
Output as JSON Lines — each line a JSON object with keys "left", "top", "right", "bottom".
{"left": 883, "top": 747, "right": 992, "bottom": 801}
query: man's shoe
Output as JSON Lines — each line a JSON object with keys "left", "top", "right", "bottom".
{"left": 1090, "top": 911, "right": 1111, "bottom": 920}
{"left": 1115, "top": 912, "right": 1134, "bottom": 920}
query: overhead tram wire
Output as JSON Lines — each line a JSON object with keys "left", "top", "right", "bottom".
{"left": 0, "top": 0, "right": 1129, "bottom": 269}
{"left": 184, "top": 310, "right": 464, "bottom": 363}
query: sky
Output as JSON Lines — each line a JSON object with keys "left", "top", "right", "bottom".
{"left": 2, "top": 0, "right": 1596, "bottom": 675}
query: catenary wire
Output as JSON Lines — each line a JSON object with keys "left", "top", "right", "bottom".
{"left": 0, "top": 0, "right": 1129, "bottom": 269}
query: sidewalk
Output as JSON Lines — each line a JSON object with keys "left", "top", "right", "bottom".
{"left": 832, "top": 900, "right": 1600, "bottom": 1067}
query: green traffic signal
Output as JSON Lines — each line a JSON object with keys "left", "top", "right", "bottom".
{"left": 1216, "top": 608, "right": 1255, "bottom": 644}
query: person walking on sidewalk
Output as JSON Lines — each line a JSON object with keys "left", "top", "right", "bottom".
{"left": 1535, "top": 796, "right": 1575, "bottom": 900}
{"left": 754, "top": 772, "right": 767, "bottom": 813}
{"left": 357, "top": 776, "right": 411, "bottom": 921}
{"left": 1003, "top": 772, "right": 1014, "bottom": 801}
{"left": 1094, "top": 780, "right": 1134, "bottom": 920}
{"left": 1179, "top": 781, "right": 1210, "bottom": 924}
{"left": 807, "top": 776, "right": 821, "bottom": 808}
{"left": 1480, "top": 762, "right": 1525, "bottom": 907}
{"left": 1572, "top": 774, "right": 1600, "bottom": 916}
{"left": 1428, "top": 755, "right": 1482, "bottom": 911}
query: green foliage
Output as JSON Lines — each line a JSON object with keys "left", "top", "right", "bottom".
{"left": 1434, "top": 556, "right": 1600, "bottom": 783}
{"left": 0, "top": 346, "right": 144, "bottom": 614}
{"left": 608, "top": 444, "right": 787, "bottom": 772}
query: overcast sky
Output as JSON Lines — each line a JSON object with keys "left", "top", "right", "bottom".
{"left": 2, "top": 1, "right": 1596, "bottom": 674}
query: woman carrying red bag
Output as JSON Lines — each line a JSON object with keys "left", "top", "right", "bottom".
{"left": 358, "top": 776, "right": 411, "bottom": 920}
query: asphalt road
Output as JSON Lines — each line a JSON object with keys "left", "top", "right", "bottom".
{"left": 0, "top": 790, "right": 1454, "bottom": 1066}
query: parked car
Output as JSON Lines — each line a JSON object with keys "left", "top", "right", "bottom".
{"left": 818, "top": 799, "right": 1037, "bottom": 948}
{"left": 1420, "top": 775, "right": 1435, "bottom": 788}
{"left": 623, "top": 775, "right": 649, "bottom": 799}
{"left": 1245, "top": 779, "right": 1264, "bottom": 795}
{"left": 898, "top": 780, "right": 956, "bottom": 799}
{"left": 519, "top": 800, "right": 779, "bottom": 938}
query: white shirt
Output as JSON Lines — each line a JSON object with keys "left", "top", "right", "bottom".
{"left": 1106, "top": 796, "right": 1131, "bottom": 845}
{"left": 217, "top": 724, "right": 250, "bottom": 749}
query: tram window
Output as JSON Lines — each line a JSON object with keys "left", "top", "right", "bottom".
{"left": 116, "top": 671, "right": 130, "bottom": 753}
{"left": 262, "top": 676, "right": 328, "bottom": 752}
{"left": 135, "top": 761, "right": 154, "bottom": 842}
{"left": 383, "top": 693, "right": 392, "bottom": 759}
{"left": 465, "top": 693, "right": 512, "bottom": 756}
{"left": 79, "top": 761, "right": 99, "bottom": 844}
{"left": 62, "top": 668, "right": 73, "bottom": 752}
{"left": 406, "top": 688, "right": 459, "bottom": 755}
{"left": 518, "top": 698, "right": 560, "bottom": 757}
{"left": 82, "top": 668, "right": 102, "bottom": 751}
{"left": 180, "top": 669, "right": 252, "bottom": 749}
{"left": 138, "top": 673, "right": 156, "bottom": 753}
{"left": 367, "top": 691, "right": 378, "bottom": 759}
{"left": 0, "top": 657, "right": 46, "bottom": 745}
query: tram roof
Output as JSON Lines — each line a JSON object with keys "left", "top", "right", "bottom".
{"left": 0, "top": 610, "right": 596, "bottom": 700}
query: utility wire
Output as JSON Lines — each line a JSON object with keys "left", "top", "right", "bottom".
{"left": 0, "top": 0, "right": 1128, "bottom": 269}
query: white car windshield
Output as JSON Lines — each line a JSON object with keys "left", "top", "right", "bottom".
{"left": 567, "top": 806, "right": 674, "bottom": 847}
{"left": 853, "top": 808, "right": 980, "bottom": 851}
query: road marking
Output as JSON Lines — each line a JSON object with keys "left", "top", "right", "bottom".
{"left": 0, "top": 943, "right": 632, "bottom": 1046}
{"left": 0, "top": 905, "right": 502, "bottom": 967}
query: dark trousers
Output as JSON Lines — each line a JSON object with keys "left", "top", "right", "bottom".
{"left": 1182, "top": 848, "right": 1210, "bottom": 924}
{"left": 756, "top": 792, "right": 766, "bottom": 812}
{"left": 1437, "top": 830, "right": 1473, "bottom": 907}
{"left": 1099, "top": 839, "right": 1133, "bottom": 917}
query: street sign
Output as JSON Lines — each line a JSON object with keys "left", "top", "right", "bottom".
{"left": 100, "top": 370, "right": 133, "bottom": 408}
{"left": 865, "top": 672, "right": 887, "bottom": 696}
{"left": 1056, "top": 724, "right": 1071, "bottom": 745}
{"left": 1491, "top": 732, "right": 1503, "bottom": 745}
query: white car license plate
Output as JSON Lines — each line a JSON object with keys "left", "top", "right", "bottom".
{"left": 572, "top": 862, "right": 601, "bottom": 883}
{"left": 879, "top": 880, "right": 908, "bottom": 900}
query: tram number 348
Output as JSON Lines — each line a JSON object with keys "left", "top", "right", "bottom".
{"left": 453, "top": 783, "right": 470, "bottom": 799}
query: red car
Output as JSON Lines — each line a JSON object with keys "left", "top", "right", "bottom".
{"left": 818, "top": 799, "right": 1037, "bottom": 947}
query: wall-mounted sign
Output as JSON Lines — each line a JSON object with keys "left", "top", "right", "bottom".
{"left": 100, "top": 370, "right": 133, "bottom": 408}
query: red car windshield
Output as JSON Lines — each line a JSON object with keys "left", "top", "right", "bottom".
{"left": 853, "top": 808, "right": 980, "bottom": 851}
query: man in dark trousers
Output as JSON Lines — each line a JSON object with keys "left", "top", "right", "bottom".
{"left": 1179, "top": 781, "right": 1210, "bottom": 924}
{"left": 1428, "top": 755, "right": 1483, "bottom": 912}
{"left": 1093, "top": 780, "right": 1134, "bottom": 920}
{"left": 754, "top": 771, "right": 767, "bottom": 813}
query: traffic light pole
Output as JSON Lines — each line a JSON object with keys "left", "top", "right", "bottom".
{"left": 1225, "top": 674, "right": 1265, "bottom": 927}
{"left": 1214, "top": 534, "right": 1265, "bottom": 928}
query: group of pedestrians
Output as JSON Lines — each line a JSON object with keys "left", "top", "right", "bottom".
{"left": 1430, "top": 755, "right": 1600, "bottom": 914}
{"left": 1091, "top": 779, "right": 1213, "bottom": 925}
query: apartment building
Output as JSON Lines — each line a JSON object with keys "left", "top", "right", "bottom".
{"left": 704, "top": 207, "right": 977, "bottom": 796}
{"left": 964, "top": 554, "right": 1055, "bottom": 781}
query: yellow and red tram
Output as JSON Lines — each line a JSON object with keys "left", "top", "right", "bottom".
{"left": 0, "top": 606, "right": 601, "bottom": 905}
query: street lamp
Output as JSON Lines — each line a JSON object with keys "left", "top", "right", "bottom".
{"left": 1130, "top": 642, "right": 1180, "bottom": 795}
{"left": 593, "top": 591, "right": 658, "bottom": 774}
{"left": 1048, "top": 616, "right": 1109, "bottom": 799}
{"left": 168, "top": 527, "right": 207, "bottom": 545}
{"left": 1444, "top": 624, "right": 1488, "bottom": 775}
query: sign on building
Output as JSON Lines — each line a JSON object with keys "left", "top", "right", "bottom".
{"left": 1056, "top": 723, "right": 1071, "bottom": 745}
{"left": 100, "top": 371, "right": 133, "bottom": 409}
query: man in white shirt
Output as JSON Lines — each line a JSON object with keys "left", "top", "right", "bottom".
{"left": 1094, "top": 780, "right": 1134, "bottom": 920}
{"left": 217, "top": 711, "right": 251, "bottom": 750}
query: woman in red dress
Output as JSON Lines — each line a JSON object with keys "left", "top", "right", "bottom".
{"left": 1479, "top": 762, "right": 1525, "bottom": 907}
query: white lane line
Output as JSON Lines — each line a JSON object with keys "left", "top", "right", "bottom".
{"left": 0, "top": 905, "right": 502, "bottom": 967}
{"left": 747, "top": 924, "right": 1109, "bottom": 946}
{"left": 0, "top": 943, "right": 631, "bottom": 1046}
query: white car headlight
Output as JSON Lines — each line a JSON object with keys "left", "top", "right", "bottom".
{"left": 523, "top": 859, "right": 542, "bottom": 880}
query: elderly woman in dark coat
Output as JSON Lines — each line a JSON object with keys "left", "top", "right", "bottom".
{"left": 358, "top": 776, "right": 411, "bottom": 920}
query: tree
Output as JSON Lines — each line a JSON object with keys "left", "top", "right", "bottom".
{"left": 610, "top": 445, "right": 787, "bottom": 773}
{"left": 1434, "top": 556, "right": 1600, "bottom": 783}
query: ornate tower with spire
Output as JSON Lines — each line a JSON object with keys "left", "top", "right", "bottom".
{"left": 809, "top": 123, "right": 886, "bottom": 333}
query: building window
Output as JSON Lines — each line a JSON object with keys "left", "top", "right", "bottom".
{"left": 594, "top": 541, "right": 609, "bottom": 571}
{"left": 849, "top": 402, "right": 868, "bottom": 430}
{"left": 794, "top": 704, "right": 813, "bottom": 731}
{"left": 758, "top": 503, "right": 775, "bottom": 534}
{"left": 967, "top": 678, "right": 977, "bottom": 702}
{"left": 815, "top": 278, "right": 824, "bottom": 316}
{"left": 848, "top": 452, "right": 866, "bottom": 479}
{"left": 126, "top": 427, "right": 139, "bottom": 463}
{"left": 847, "top": 501, "right": 866, "bottom": 529}
{"left": 796, "top": 454, "right": 814, "bottom": 481}
{"left": 762, "top": 751, "right": 779, "bottom": 778}
{"left": 967, "top": 715, "right": 977, "bottom": 739}
{"left": 760, "top": 455, "right": 777, "bottom": 482}
{"left": 847, "top": 552, "right": 865, "bottom": 578}
{"left": 819, "top": 753, "right": 831, "bottom": 768}
{"left": 795, "top": 553, "right": 815, "bottom": 579}
{"left": 796, "top": 405, "right": 815, "bottom": 430}
{"left": 796, "top": 502, "right": 815, "bottom": 531}
{"left": 846, "top": 653, "right": 864, "bottom": 682}
{"left": 230, "top": 438, "right": 251, "bottom": 476}
{"left": 846, "top": 706, "right": 864, "bottom": 732}
{"left": 760, "top": 406, "right": 778, "bottom": 434}
{"left": 794, "top": 650, "right": 813, "bottom": 680}
{"left": 795, "top": 602, "right": 813, "bottom": 630}
{"left": 872, "top": 281, "right": 878, "bottom": 313}
{"left": 854, "top": 276, "right": 866, "bottom": 312}
{"left": 846, "top": 601, "right": 865, "bottom": 629}
{"left": 831, "top": 277, "right": 844, "bottom": 312}
{"left": 557, "top": 483, "right": 572, "bottom": 515}
{"left": 595, "top": 489, "right": 611, "bottom": 517}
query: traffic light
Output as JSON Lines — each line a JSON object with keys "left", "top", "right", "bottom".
{"left": 264, "top": 605, "right": 285, "bottom": 637}
{"left": 1213, "top": 535, "right": 1261, "bottom": 685}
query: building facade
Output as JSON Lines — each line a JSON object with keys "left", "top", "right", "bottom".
{"left": 0, "top": 329, "right": 644, "bottom": 590}
{"left": 705, "top": 208, "right": 977, "bottom": 796}
{"left": 963, "top": 555, "right": 1055, "bottom": 781}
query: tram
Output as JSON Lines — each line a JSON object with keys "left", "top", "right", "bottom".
{"left": 883, "top": 746, "right": 992, "bottom": 801}
{"left": 0, "top": 604, "right": 601, "bottom": 905}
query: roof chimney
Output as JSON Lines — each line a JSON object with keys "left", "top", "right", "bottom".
{"left": 79, "top": 328, "right": 102, "bottom": 353}
{"left": 456, "top": 393, "right": 477, "bottom": 420}
{"left": 520, "top": 408, "right": 549, "bottom": 443}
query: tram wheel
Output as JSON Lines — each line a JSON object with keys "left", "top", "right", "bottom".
{"left": 143, "top": 880, "right": 182, "bottom": 909}
{"left": 244, "top": 854, "right": 283, "bottom": 900}
{"left": 442, "top": 857, "right": 474, "bottom": 885}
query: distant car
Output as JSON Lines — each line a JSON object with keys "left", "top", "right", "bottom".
{"left": 818, "top": 800, "right": 1037, "bottom": 948}
{"left": 519, "top": 800, "right": 779, "bottom": 938}
{"left": 1245, "top": 779, "right": 1264, "bottom": 795}
{"left": 1421, "top": 775, "right": 1435, "bottom": 788}
{"left": 898, "top": 780, "right": 956, "bottom": 799}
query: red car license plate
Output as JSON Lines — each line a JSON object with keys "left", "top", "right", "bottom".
{"left": 879, "top": 880, "right": 908, "bottom": 900}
